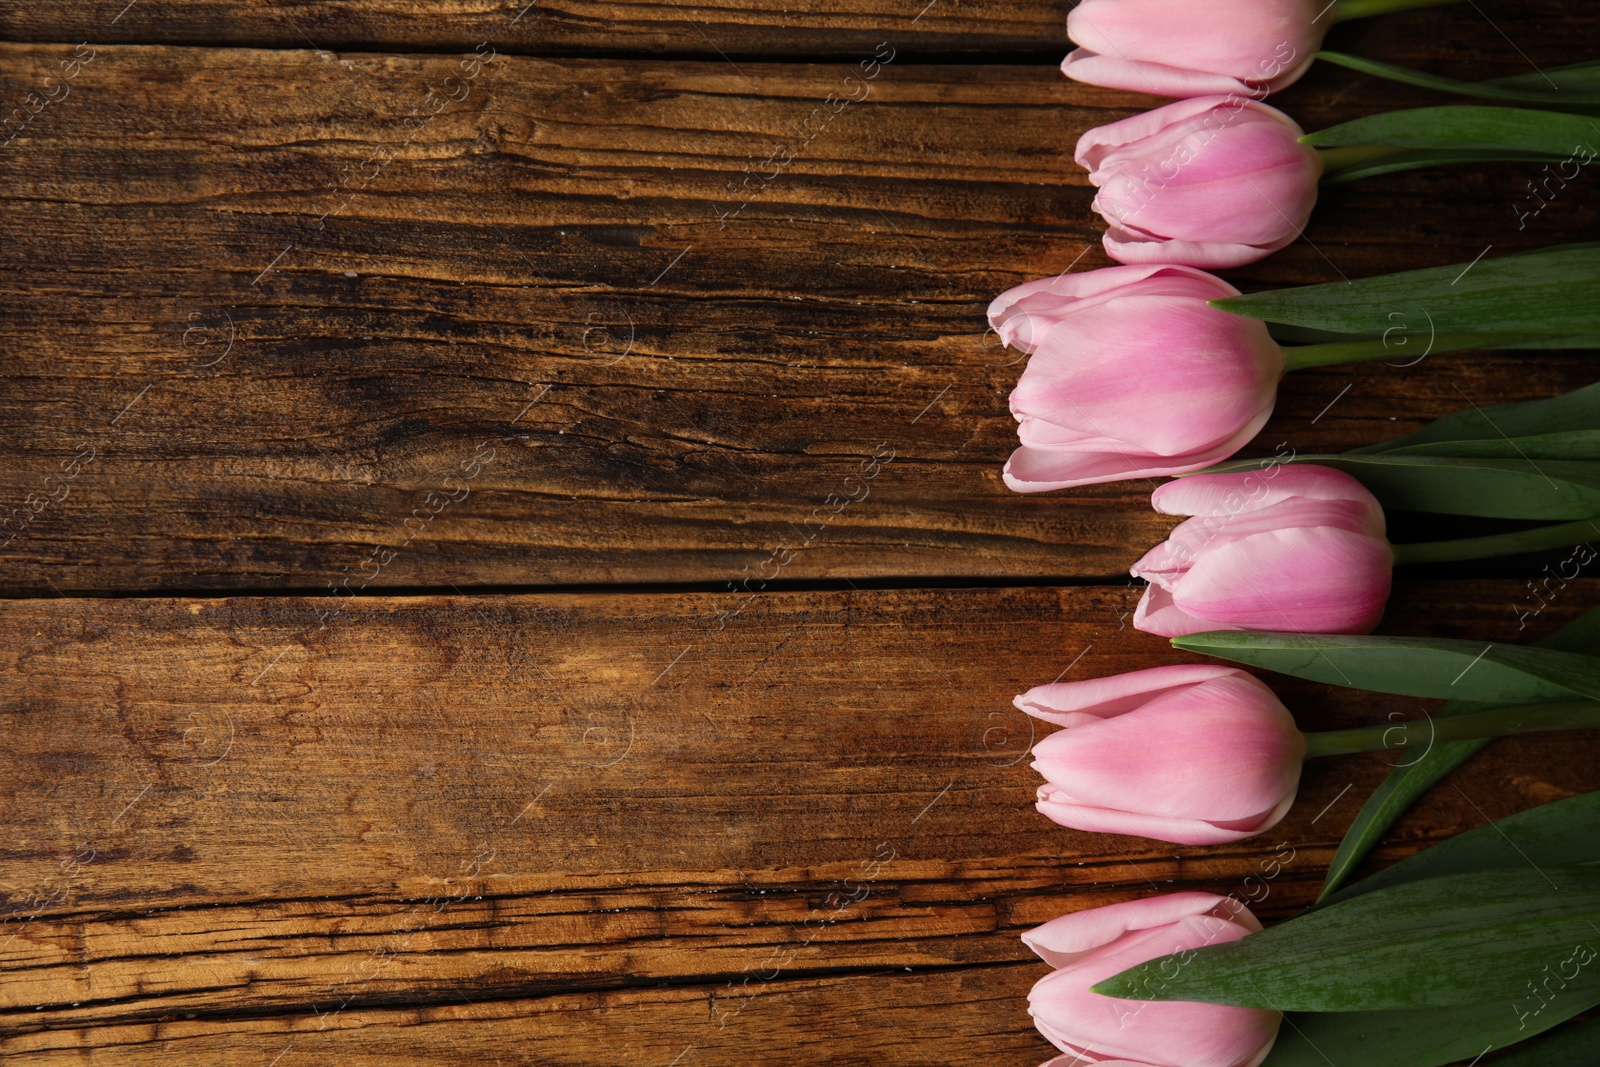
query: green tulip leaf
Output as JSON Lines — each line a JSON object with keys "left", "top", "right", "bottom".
{"left": 1196, "top": 454, "right": 1600, "bottom": 519}
{"left": 1319, "top": 149, "right": 1569, "bottom": 183}
{"left": 1304, "top": 106, "right": 1600, "bottom": 155}
{"left": 1488, "top": 1015, "right": 1600, "bottom": 1067}
{"left": 1326, "top": 789, "right": 1600, "bottom": 905}
{"left": 1378, "top": 430, "right": 1600, "bottom": 460}
{"left": 1354, "top": 382, "right": 1600, "bottom": 455}
{"left": 1316, "top": 737, "right": 1493, "bottom": 899}
{"left": 1262, "top": 994, "right": 1600, "bottom": 1067}
{"left": 1265, "top": 328, "right": 1598, "bottom": 348}
{"left": 1169, "top": 631, "right": 1600, "bottom": 703}
{"left": 1319, "top": 607, "right": 1600, "bottom": 899}
{"left": 1487, "top": 60, "right": 1600, "bottom": 96}
{"left": 1314, "top": 52, "right": 1600, "bottom": 109}
{"left": 1211, "top": 244, "right": 1600, "bottom": 337}
{"left": 1199, "top": 383, "right": 1600, "bottom": 518}
{"left": 1093, "top": 866, "right": 1600, "bottom": 1011}
{"left": 1491, "top": 334, "right": 1600, "bottom": 349}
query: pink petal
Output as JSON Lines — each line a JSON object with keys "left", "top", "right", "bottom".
{"left": 1027, "top": 903, "right": 1281, "bottom": 1066}
{"left": 1001, "top": 399, "right": 1276, "bottom": 492}
{"left": 1008, "top": 297, "right": 1281, "bottom": 454}
{"left": 1067, "top": 0, "right": 1327, "bottom": 84}
{"left": 1074, "top": 95, "right": 1243, "bottom": 171}
{"left": 1102, "top": 152, "right": 1319, "bottom": 246}
{"left": 1030, "top": 674, "right": 1304, "bottom": 823}
{"left": 1061, "top": 48, "right": 1264, "bottom": 98}
{"left": 1169, "top": 526, "right": 1395, "bottom": 634}
{"left": 1103, "top": 226, "right": 1296, "bottom": 269}
{"left": 1015, "top": 663, "right": 1242, "bottom": 727}
{"left": 1131, "top": 583, "right": 1219, "bottom": 637}
{"left": 1135, "top": 501, "right": 1390, "bottom": 575}
{"left": 1153, "top": 465, "right": 1381, "bottom": 518}
{"left": 1030, "top": 965, "right": 1282, "bottom": 1067}
{"left": 1037, "top": 786, "right": 1295, "bottom": 846}
{"left": 988, "top": 264, "right": 1202, "bottom": 322}
{"left": 1082, "top": 104, "right": 1319, "bottom": 256}
{"left": 988, "top": 265, "right": 1240, "bottom": 352}
{"left": 1021, "top": 892, "right": 1244, "bottom": 968}
{"left": 1014, "top": 415, "right": 1109, "bottom": 449}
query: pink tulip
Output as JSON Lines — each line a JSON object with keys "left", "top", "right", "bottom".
{"left": 1132, "top": 465, "right": 1394, "bottom": 637}
{"left": 988, "top": 265, "right": 1284, "bottom": 491}
{"left": 1020, "top": 664, "right": 1306, "bottom": 845}
{"left": 1024, "top": 894, "right": 1282, "bottom": 1067}
{"left": 1062, "top": 0, "right": 1325, "bottom": 98}
{"left": 1078, "top": 96, "right": 1323, "bottom": 268}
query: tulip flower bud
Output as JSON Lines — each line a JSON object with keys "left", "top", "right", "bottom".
{"left": 988, "top": 265, "right": 1285, "bottom": 491}
{"left": 1132, "top": 465, "right": 1394, "bottom": 637}
{"left": 1020, "top": 664, "right": 1306, "bottom": 846}
{"left": 1078, "top": 96, "right": 1324, "bottom": 268}
{"left": 1063, "top": 0, "right": 1324, "bottom": 98}
{"left": 1024, "top": 893, "right": 1282, "bottom": 1067}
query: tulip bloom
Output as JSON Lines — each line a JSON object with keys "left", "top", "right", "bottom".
{"left": 1020, "top": 664, "right": 1306, "bottom": 845}
{"left": 1025, "top": 894, "right": 1282, "bottom": 1067}
{"left": 1132, "top": 465, "right": 1394, "bottom": 637}
{"left": 1062, "top": 0, "right": 1324, "bottom": 98}
{"left": 988, "top": 265, "right": 1284, "bottom": 491}
{"left": 1078, "top": 96, "right": 1323, "bottom": 268}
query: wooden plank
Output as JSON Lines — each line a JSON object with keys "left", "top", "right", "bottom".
{"left": 1, "top": 46, "right": 1596, "bottom": 593}
{"left": 3, "top": 581, "right": 1597, "bottom": 1060}
{"left": 0, "top": 973, "right": 1049, "bottom": 1065}
{"left": 0, "top": 0, "right": 1592, "bottom": 61}
{"left": 4, "top": 0, "right": 1068, "bottom": 57}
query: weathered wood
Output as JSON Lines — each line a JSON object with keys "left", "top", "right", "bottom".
{"left": 3, "top": 1, "right": 1597, "bottom": 1060}
{"left": 3, "top": 582, "right": 1597, "bottom": 1060}
{"left": 5, "top": 0, "right": 1063, "bottom": 56}
{"left": 0, "top": 0, "right": 1593, "bottom": 61}
{"left": 0, "top": 972, "right": 1052, "bottom": 1065}
{"left": 1, "top": 44, "right": 1595, "bottom": 593}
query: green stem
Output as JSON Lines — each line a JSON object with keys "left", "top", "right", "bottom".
{"left": 1302, "top": 700, "right": 1600, "bottom": 759}
{"left": 1333, "top": 0, "right": 1464, "bottom": 21}
{"left": 1281, "top": 332, "right": 1561, "bottom": 372}
{"left": 1391, "top": 517, "right": 1600, "bottom": 566}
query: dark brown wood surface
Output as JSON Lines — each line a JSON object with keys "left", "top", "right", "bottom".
{"left": 0, "top": 0, "right": 1592, "bottom": 59}
{"left": 4, "top": 582, "right": 1598, "bottom": 1063}
{"left": 4, "top": 0, "right": 1599, "bottom": 1062}
{"left": 1, "top": 40, "right": 1597, "bottom": 594}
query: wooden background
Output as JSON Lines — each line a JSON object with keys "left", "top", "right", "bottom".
{"left": 2, "top": 0, "right": 1597, "bottom": 1062}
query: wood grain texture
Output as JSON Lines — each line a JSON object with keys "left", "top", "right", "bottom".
{"left": 4, "top": 2, "right": 1598, "bottom": 1062}
{"left": 4, "top": 582, "right": 1598, "bottom": 1060}
{"left": 6, "top": 0, "right": 1068, "bottom": 57}
{"left": 0, "top": 0, "right": 1594, "bottom": 60}
{"left": 1, "top": 43, "right": 1597, "bottom": 593}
